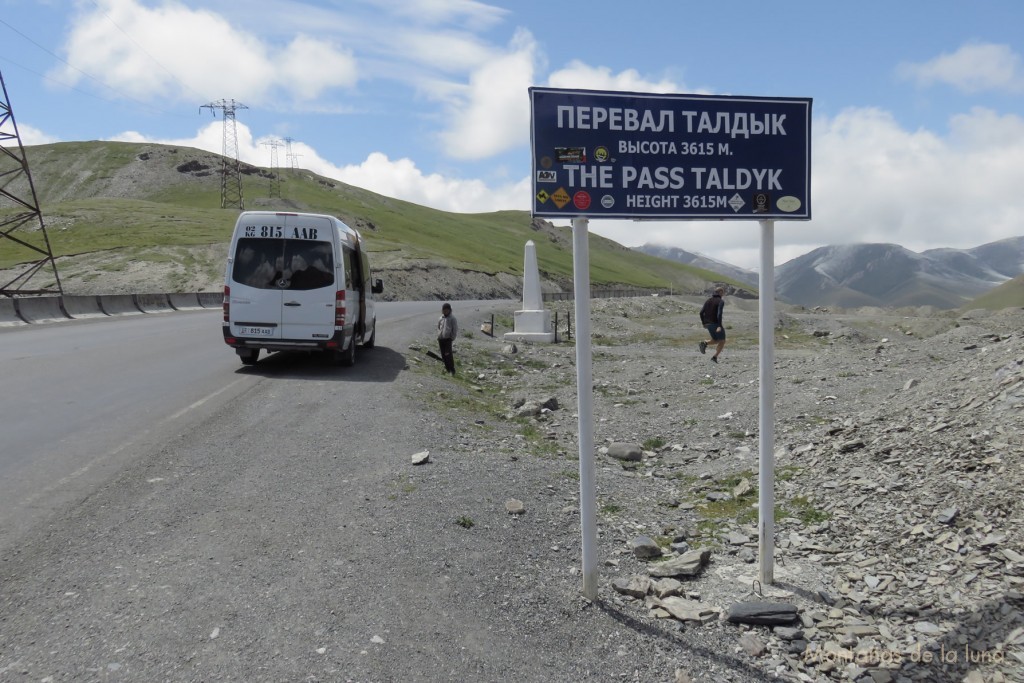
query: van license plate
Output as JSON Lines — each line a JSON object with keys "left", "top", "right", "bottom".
{"left": 239, "top": 326, "right": 274, "bottom": 337}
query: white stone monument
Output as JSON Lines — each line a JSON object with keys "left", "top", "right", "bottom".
{"left": 504, "top": 240, "right": 555, "bottom": 343}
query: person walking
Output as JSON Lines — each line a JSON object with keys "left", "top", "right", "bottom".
{"left": 698, "top": 287, "right": 726, "bottom": 363}
{"left": 437, "top": 302, "right": 458, "bottom": 374}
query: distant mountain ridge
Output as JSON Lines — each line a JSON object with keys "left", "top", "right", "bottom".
{"left": 635, "top": 237, "right": 1024, "bottom": 309}
{"left": 633, "top": 244, "right": 760, "bottom": 289}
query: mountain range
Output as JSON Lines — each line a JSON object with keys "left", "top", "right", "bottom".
{"left": 635, "top": 237, "right": 1024, "bottom": 310}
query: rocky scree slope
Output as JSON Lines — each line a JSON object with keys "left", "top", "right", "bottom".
{"left": 412, "top": 296, "right": 1023, "bottom": 683}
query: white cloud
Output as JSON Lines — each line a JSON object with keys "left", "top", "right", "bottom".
{"left": 328, "top": 152, "right": 526, "bottom": 213}
{"left": 898, "top": 42, "right": 1024, "bottom": 94}
{"left": 111, "top": 120, "right": 230, "bottom": 154}
{"left": 12, "top": 123, "right": 61, "bottom": 146}
{"left": 54, "top": 0, "right": 358, "bottom": 106}
{"left": 547, "top": 61, "right": 684, "bottom": 94}
{"left": 275, "top": 35, "right": 358, "bottom": 101}
{"left": 435, "top": 28, "right": 539, "bottom": 160}
{"left": 400, "top": 30, "right": 497, "bottom": 73}
{"left": 431, "top": 51, "right": 691, "bottom": 163}
{"left": 382, "top": 0, "right": 509, "bottom": 30}
{"left": 810, "top": 106, "right": 1024, "bottom": 251}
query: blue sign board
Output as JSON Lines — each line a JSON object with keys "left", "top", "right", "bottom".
{"left": 530, "top": 88, "right": 812, "bottom": 220}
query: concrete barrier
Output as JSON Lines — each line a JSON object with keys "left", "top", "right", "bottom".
{"left": 134, "top": 293, "right": 174, "bottom": 313}
{"left": 98, "top": 294, "right": 144, "bottom": 316}
{"left": 61, "top": 295, "right": 108, "bottom": 319}
{"left": 13, "top": 296, "right": 70, "bottom": 324}
{"left": 167, "top": 292, "right": 203, "bottom": 310}
{"left": 0, "top": 297, "right": 26, "bottom": 326}
{"left": 198, "top": 291, "right": 223, "bottom": 308}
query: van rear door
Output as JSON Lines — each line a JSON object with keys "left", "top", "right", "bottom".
{"left": 228, "top": 228, "right": 287, "bottom": 340}
{"left": 279, "top": 216, "right": 337, "bottom": 340}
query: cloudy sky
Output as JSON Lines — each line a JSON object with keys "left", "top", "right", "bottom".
{"left": 2, "top": 0, "right": 1023, "bottom": 270}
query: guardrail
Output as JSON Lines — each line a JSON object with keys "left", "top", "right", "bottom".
{"left": 2, "top": 289, "right": 664, "bottom": 327}
{"left": 0, "top": 292, "right": 223, "bottom": 326}
{"left": 542, "top": 288, "right": 668, "bottom": 302}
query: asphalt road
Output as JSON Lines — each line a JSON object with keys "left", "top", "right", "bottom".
{"left": 2, "top": 300, "right": 549, "bottom": 682}
{"left": 0, "top": 302, "right": 477, "bottom": 554}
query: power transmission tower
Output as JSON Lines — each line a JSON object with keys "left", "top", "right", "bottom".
{"left": 200, "top": 99, "right": 248, "bottom": 210}
{"left": 284, "top": 136, "right": 301, "bottom": 174}
{"left": 262, "top": 139, "right": 282, "bottom": 198}
{"left": 0, "top": 70, "right": 63, "bottom": 296}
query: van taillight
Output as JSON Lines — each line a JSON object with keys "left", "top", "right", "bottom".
{"left": 335, "top": 289, "right": 346, "bottom": 327}
{"left": 223, "top": 285, "right": 230, "bottom": 323}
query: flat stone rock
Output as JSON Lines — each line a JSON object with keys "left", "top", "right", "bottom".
{"left": 611, "top": 575, "right": 650, "bottom": 599}
{"left": 936, "top": 506, "right": 959, "bottom": 525}
{"left": 630, "top": 535, "right": 663, "bottom": 560}
{"left": 648, "top": 549, "right": 711, "bottom": 578}
{"left": 732, "top": 478, "right": 752, "bottom": 497}
{"left": 650, "top": 596, "right": 719, "bottom": 623}
{"left": 606, "top": 442, "right": 642, "bottom": 462}
{"left": 773, "top": 626, "right": 804, "bottom": 641}
{"left": 726, "top": 530, "right": 750, "bottom": 545}
{"left": 726, "top": 601, "right": 799, "bottom": 625}
{"left": 411, "top": 450, "right": 430, "bottom": 465}
{"left": 738, "top": 632, "right": 766, "bottom": 657}
{"left": 504, "top": 499, "right": 525, "bottom": 515}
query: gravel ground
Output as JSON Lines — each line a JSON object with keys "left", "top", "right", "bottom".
{"left": 403, "top": 295, "right": 1023, "bottom": 683}
{"left": 1, "top": 295, "right": 1021, "bottom": 683}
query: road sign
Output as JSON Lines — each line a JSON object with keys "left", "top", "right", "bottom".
{"left": 529, "top": 87, "right": 812, "bottom": 220}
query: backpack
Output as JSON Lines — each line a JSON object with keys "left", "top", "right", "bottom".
{"left": 699, "top": 297, "right": 716, "bottom": 325}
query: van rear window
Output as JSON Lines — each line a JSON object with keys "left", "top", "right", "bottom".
{"left": 232, "top": 238, "right": 335, "bottom": 290}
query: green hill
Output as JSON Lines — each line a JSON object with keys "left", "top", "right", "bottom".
{"left": 1, "top": 141, "right": 744, "bottom": 299}
{"left": 962, "top": 274, "right": 1024, "bottom": 311}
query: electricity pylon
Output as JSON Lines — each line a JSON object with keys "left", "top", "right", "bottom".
{"left": 0, "top": 70, "right": 62, "bottom": 296}
{"left": 200, "top": 99, "right": 248, "bottom": 210}
{"left": 284, "top": 136, "right": 301, "bottom": 174}
{"left": 262, "top": 139, "right": 282, "bottom": 198}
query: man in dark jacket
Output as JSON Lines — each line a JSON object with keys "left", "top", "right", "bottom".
{"left": 698, "top": 287, "right": 726, "bottom": 363}
{"left": 437, "top": 302, "right": 458, "bottom": 374}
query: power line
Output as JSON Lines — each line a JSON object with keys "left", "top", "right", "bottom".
{"left": 0, "top": 18, "right": 177, "bottom": 117}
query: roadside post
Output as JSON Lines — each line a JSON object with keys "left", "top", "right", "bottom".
{"left": 759, "top": 219, "right": 776, "bottom": 584}
{"left": 529, "top": 87, "right": 811, "bottom": 593}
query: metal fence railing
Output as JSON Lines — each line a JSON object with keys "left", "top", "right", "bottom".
{"left": 542, "top": 288, "right": 668, "bottom": 302}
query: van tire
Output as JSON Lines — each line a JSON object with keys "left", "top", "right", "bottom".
{"left": 336, "top": 339, "right": 355, "bottom": 367}
{"left": 239, "top": 349, "right": 260, "bottom": 365}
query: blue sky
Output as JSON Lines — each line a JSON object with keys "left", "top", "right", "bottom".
{"left": 2, "top": 0, "right": 1023, "bottom": 271}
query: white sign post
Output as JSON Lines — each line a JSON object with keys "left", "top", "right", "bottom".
{"left": 572, "top": 217, "right": 599, "bottom": 599}
{"left": 758, "top": 220, "right": 776, "bottom": 585}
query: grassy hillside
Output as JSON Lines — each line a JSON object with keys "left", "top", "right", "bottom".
{"left": 962, "top": 274, "right": 1024, "bottom": 311}
{"left": 1, "top": 141, "right": 745, "bottom": 297}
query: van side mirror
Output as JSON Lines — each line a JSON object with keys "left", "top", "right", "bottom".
{"left": 372, "top": 278, "right": 384, "bottom": 294}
